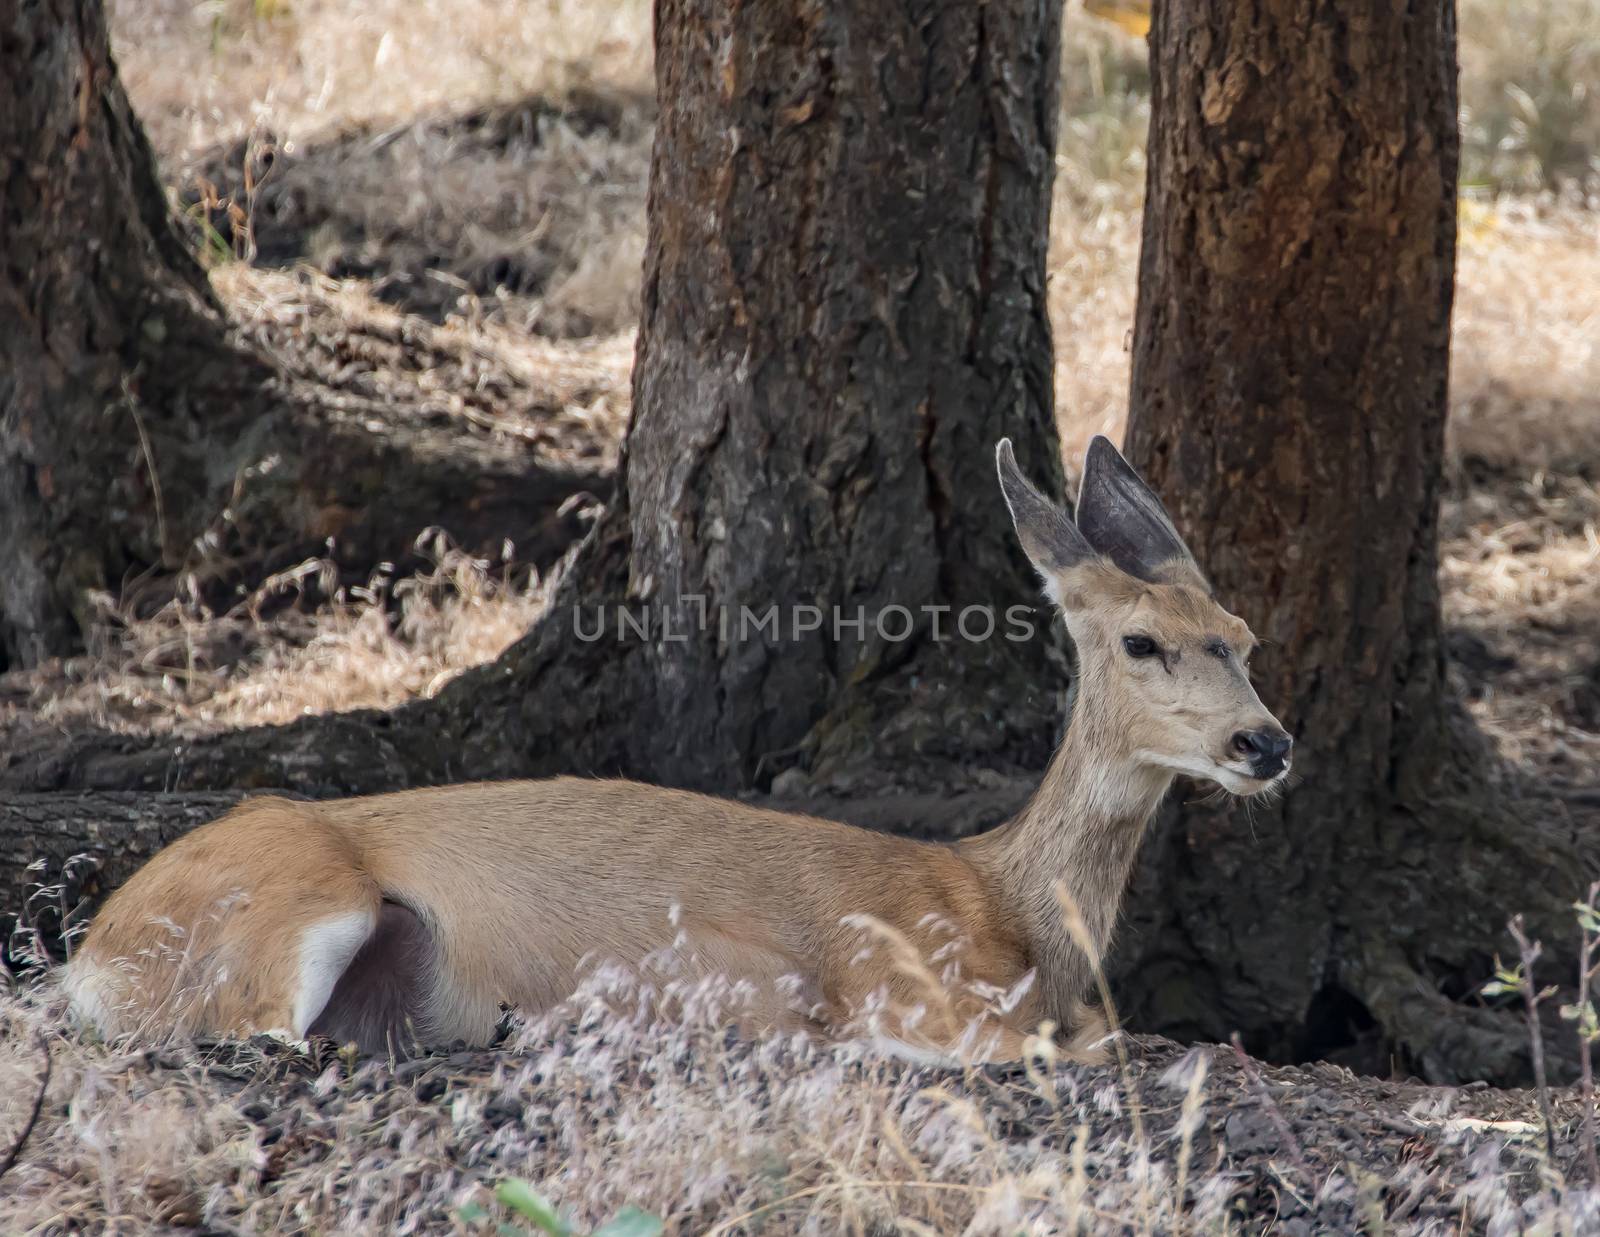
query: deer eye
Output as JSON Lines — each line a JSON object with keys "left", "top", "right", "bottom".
{"left": 1122, "top": 635, "right": 1160, "bottom": 659}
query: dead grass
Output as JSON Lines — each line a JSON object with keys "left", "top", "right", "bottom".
{"left": 3, "top": 974, "right": 1598, "bottom": 1233}
{"left": 120, "top": 549, "right": 551, "bottom": 734}
{"left": 1441, "top": 203, "right": 1600, "bottom": 774}
{"left": 1459, "top": 0, "right": 1600, "bottom": 193}
{"left": 1, "top": 259, "right": 636, "bottom": 744}
{"left": 1450, "top": 204, "right": 1600, "bottom": 474}
{"left": 215, "top": 264, "right": 635, "bottom": 469}
{"left": 1441, "top": 468, "right": 1600, "bottom": 776}
{"left": 190, "top": 98, "right": 653, "bottom": 334}
{"left": 0, "top": 537, "right": 556, "bottom": 742}
{"left": 1058, "top": 5, "right": 1152, "bottom": 197}
{"left": 110, "top": 0, "right": 653, "bottom": 168}
{"left": 1049, "top": 199, "right": 1139, "bottom": 465}
{"left": 110, "top": 0, "right": 653, "bottom": 335}
{"left": 1049, "top": 9, "right": 1149, "bottom": 462}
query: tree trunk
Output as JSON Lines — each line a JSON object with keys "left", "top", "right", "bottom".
{"left": 16, "top": 0, "right": 1072, "bottom": 797}
{"left": 0, "top": 0, "right": 603, "bottom": 672}
{"left": 1114, "top": 0, "right": 1584, "bottom": 1084}
{"left": 0, "top": 0, "right": 280, "bottom": 667}
{"left": 0, "top": 792, "right": 245, "bottom": 966}
{"left": 475, "top": 0, "right": 1071, "bottom": 792}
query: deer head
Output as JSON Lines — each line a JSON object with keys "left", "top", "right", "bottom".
{"left": 998, "top": 436, "right": 1292, "bottom": 794}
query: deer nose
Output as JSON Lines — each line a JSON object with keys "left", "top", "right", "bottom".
{"left": 1231, "top": 727, "right": 1293, "bottom": 778}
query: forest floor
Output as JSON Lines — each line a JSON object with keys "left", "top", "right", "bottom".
{"left": 4, "top": 0, "right": 1600, "bottom": 1230}
{"left": 1, "top": 997, "right": 1597, "bottom": 1234}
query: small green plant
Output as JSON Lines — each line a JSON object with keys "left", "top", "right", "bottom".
{"left": 184, "top": 193, "right": 236, "bottom": 270}
{"left": 1563, "top": 882, "right": 1600, "bottom": 1183}
{"left": 459, "top": 1180, "right": 663, "bottom": 1237}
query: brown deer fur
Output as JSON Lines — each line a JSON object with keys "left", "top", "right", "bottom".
{"left": 65, "top": 438, "right": 1291, "bottom": 1063}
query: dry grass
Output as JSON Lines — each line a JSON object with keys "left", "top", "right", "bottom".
{"left": 111, "top": 0, "right": 653, "bottom": 167}
{"left": 1058, "top": 6, "right": 1152, "bottom": 197}
{"left": 214, "top": 264, "right": 635, "bottom": 469}
{"left": 3, "top": 972, "right": 1599, "bottom": 1233}
{"left": 111, "top": 0, "right": 653, "bottom": 336}
{"left": 0, "top": 258, "right": 637, "bottom": 744}
{"left": 1441, "top": 468, "right": 1600, "bottom": 776}
{"left": 190, "top": 99, "right": 652, "bottom": 334}
{"left": 0, "top": 537, "right": 555, "bottom": 742}
{"left": 1049, "top": 9, "right": 1149, "bottom": 461}
{"left": 1049, "top": 190, "right": 1140, "bottom": 464}
{"left": 1442, "top": 203, "right": 1600, "bottom": 774}
{"left": 1459, "top": 0, "right": 1600, "bottom": 194}
{"left": 1450, "top": 204, "right": 1600, "bottom": 474}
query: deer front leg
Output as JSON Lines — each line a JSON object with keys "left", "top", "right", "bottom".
{"left": 945, "top": 1001, "right": 1113, "bottom": 1067}
{"left": 1059, "top": 1000, "right": 1112, "bottom": 1066}
{"left": 941, "top": 1000, "right": 1115, "bottom": 1067}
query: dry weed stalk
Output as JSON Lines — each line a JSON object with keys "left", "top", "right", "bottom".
{"left": 1171, "top": 1052, "right": 1208, "bottom": 1237}
{"left": 1230, "top": 1032, "right": 1314, "bottom": 1187}
{"left": 1500, "top": 915, "right": 1559, "bottom": 1162}
{"left": 1054, "top": 880, "right": 1155, "bottom": 1232}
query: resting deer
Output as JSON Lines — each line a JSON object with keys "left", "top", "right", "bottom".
{"left": 64, "top": 437, "right": 1291, "bottom": 1063}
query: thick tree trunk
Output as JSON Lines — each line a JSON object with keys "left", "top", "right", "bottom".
{"left": 0, "top": 0, "right": 279, "bottom": 667}
{"left": 467, "top": 0, "right": 1071, "bottom": 792}
{"left": 0, "top": 0, "right": 601, "bottom": 671}
{"left": 14, "top": 0, "right": 1072, "bottom": 797}
{"left": 1113, "top": 0, "right": 1585, "bottom": 1084}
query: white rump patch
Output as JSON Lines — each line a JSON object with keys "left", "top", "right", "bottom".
{"left": 291, "top": 911, "right": 374, "bottom": 1037}
{"left": 62, "top": 960, "right": 118, "bottom": 1036}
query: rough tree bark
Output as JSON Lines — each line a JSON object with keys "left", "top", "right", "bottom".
{"left": 8, "top": 0, "right": 1072, "bottom": 797}
{"left": 454, "top": 0, "right": 1071, "bottom": 792}
{"left": 0, "top": 0, "right": 277, "bottom": 668}
{"left": 0, "top": 0, "right": 602, "bottom": 671}
{"left": 1110, "top": 0, "right": 1586, "bottom": 1084}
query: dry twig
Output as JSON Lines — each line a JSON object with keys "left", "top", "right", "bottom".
{"left": 1230, "top": 1033, "right": 1314, "bottom": 1187}
{"left": 0, "top": 1031, "right": 51, "bottom": 1187}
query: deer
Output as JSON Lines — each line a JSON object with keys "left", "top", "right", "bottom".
{"left": 63, "top": 436, "right": 1291, "bottom": 1064}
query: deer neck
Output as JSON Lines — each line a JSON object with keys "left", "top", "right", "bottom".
{"left": 960, "top": 690, "right": 1174, "bottom": 1021}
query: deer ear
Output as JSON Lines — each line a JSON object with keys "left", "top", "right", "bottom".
{"left": 996, "top": 439, "right": 1095, "bottom": 590}
{"left": 1075, "top": 436, "right": 1207, "bottom": 590}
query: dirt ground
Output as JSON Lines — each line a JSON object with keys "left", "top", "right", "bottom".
{"left": 2, "top": 0, "right": 1600, "bottom": 1230}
